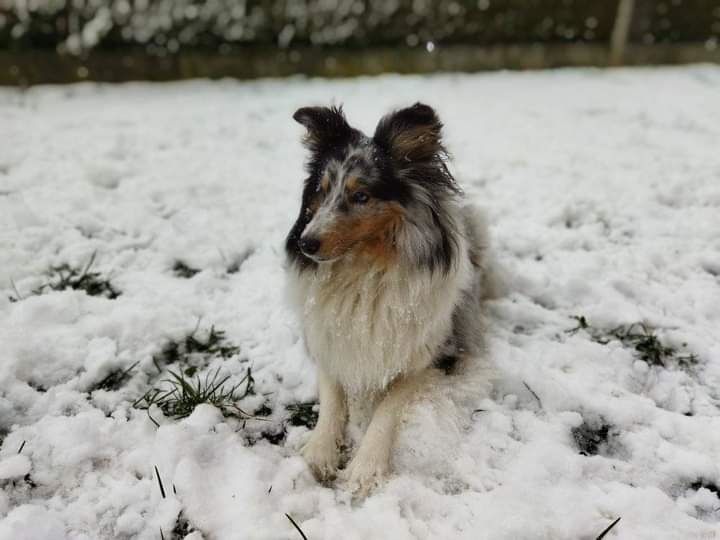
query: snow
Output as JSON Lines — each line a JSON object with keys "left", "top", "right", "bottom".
{"left": 0, "top": 455, "right": 31, "bottom": 480}
{"left": 1, "top": 65, "right": 720, "bottom": 539}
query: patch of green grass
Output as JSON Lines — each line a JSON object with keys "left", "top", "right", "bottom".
{"left": 286, "top": 402, "right": 318, "bottom": 429}
{"left": 21, "top": 474, "right": 36, "bottom": 488}
{"left": 91, "top": 361, "right": 139, "bottom": 392}
{"left": 40, "top": 252, "right": 119, "bottom": 298}
{"left": 566, "top": 317, "right": 698, "bottom": 368}
{"left": 253, "top": 402, "right": 319, "bottom": 446}
{"left": 253, "top": 403, "right": 273, "bottom": 417}
{"left": 172, "top": 261, "right": 200, "bottom": 278}
{"left": 260, "top": 428, "right": 286, "bottom": 445}
{"left": 566, "top": 315, "right": 590, "bottom": 334}
{"left": 133, "top": 368, "right": 253, "bottom": 425}
{"left": 6, "top": 470, "right": 37, "bottom": 490}
{"left": 28, "top": 381, "right": 46, "bottom": 393}
{"left": 690, "top": 480, "right": 720, "bottom": 498}
{"left": 153, "top": 341, "right": 181, "bottom": 368}
{"left": 572, "top": 420, "right": 612, "bottom": 456}
{"left": 138, "top": 325, "right": 247, "bottom": 425}
{"left": 617, "top": 323, "right": 697, "bottom": 368}
{"left": 168, "top": 512, "right": 194, "bottom": 539}
{"left": 9, "top": 252, "right": 120, "bottom": 301}
{"left": 184, "top": 326, "right": 240, "bottom": 359}
{"left": 153, "top": 325, "right": 241, "bottom": 372}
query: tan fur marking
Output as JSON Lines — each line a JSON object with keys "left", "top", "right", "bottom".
{"left": 345, "top": 177, "right": 360, "bottom": 192}
{"left": 318, "top": 202, "right": 404, "bottom": 265}
{"left": 391, "top": 125, "right": 441, "bottom": 161}
{"left": 321, "top": 175, "right": 330, "bottom": 193}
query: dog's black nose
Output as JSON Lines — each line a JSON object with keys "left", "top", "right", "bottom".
{"left": 299, "top": 236, "right": 321, "bottom": 256}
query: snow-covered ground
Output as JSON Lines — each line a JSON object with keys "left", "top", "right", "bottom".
{"left": 1, "top": 65, "right": 720, "bottom": 540}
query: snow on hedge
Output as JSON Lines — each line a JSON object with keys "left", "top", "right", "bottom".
{"left": 1, "top": 66, "right": 720, "bottom": 539}
{"left": 0, "top": 1, "right": 620, "bottom": 53}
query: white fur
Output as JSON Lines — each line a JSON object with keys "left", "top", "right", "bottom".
{"left": 289, "top": 253, "right": 471, "bottom": 394}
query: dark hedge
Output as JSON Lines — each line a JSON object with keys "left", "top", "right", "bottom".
{"left": 1, "top": 1, "right": 718, "bottom": 56}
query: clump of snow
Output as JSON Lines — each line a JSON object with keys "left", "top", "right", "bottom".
{"left": 1, "top": 66, "right": 720, "bottom": 539}
{"left": 0, "top": 455, "right": 30, "bottom": 481}
{"left": 0, "top": 505, "right": 65, "bottom": 540}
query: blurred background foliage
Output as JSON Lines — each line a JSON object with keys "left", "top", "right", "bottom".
{"left": 1, "top": 0, "right": 719, "bottom": 84}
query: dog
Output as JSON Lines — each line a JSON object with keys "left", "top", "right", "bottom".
{"left": 285, "top": 103, "right": 498, "bottom": 495}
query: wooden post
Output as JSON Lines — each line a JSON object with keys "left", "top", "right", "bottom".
{"left": 610, "top": 0, "right": 636, "bottom": 65}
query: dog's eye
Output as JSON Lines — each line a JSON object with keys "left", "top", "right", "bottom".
{"left": 351, "top": 191, "right": 370, "bottom": 205}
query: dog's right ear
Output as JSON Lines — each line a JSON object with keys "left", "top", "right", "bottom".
{"left": 293, "top": 105, "right": 352, "bottom": 153}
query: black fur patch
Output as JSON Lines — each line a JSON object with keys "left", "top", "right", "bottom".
{"left": 433, "top": 354, "right": 460, "bottom": 375}
{"left": 369, "top": 155, "right": 412, "bottom": 205}
{"left": 293, "top": 106, "right": 361, "bottom": 179}
{"left": 285, "top": 177, "right": 319, "bottom": 269}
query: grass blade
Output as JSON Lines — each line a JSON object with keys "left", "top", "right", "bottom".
{"left": 596, "top": 517, "right": 621, "bottom": 540}
{"left": 285, "top": 513, "right": 308, "bottom": 540}
{"left": 154, "top": 465, "right": 166, "bottom": 499}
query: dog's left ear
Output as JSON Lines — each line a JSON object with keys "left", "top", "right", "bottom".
{"left": 293, "top": 105, "right": 352, "bottom": 154}
{"left": 373, "top": 103, "right": 445, "bottom": 163}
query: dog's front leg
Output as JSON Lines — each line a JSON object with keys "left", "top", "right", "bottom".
{"left": 343, "top": 369, "right": 435, "bottom": 496}
{"left": 302, "top": 367, "right": 347, "bottom": 482}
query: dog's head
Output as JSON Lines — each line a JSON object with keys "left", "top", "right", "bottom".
{"left": 289, "top": 103, "right": 459, "bottom": 270}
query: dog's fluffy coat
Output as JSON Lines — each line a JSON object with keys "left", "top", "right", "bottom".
{"left": 285, "top": 103, "right": 497, "bottom": 494}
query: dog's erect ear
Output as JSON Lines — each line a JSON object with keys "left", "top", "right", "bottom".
{"left": 293, "top": 105, "right": 352, "bottom": 153}
{"left": 373, "top": 103, "right": 445, "bottom": 163}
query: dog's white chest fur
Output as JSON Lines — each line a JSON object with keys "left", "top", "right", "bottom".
{"left": 289, "top": 254, "right": 471, "bottom": 395}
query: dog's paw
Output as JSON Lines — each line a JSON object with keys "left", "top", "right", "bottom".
{"left": 302, "top": 429, "right": 341, "bottom": 483}
{"left": 341, "top": 450, "right": 389, "bottom": 498}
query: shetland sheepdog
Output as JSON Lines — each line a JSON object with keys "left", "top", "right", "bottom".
{"left": 285, "top": 103, "right": 499, "bottom": 495}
